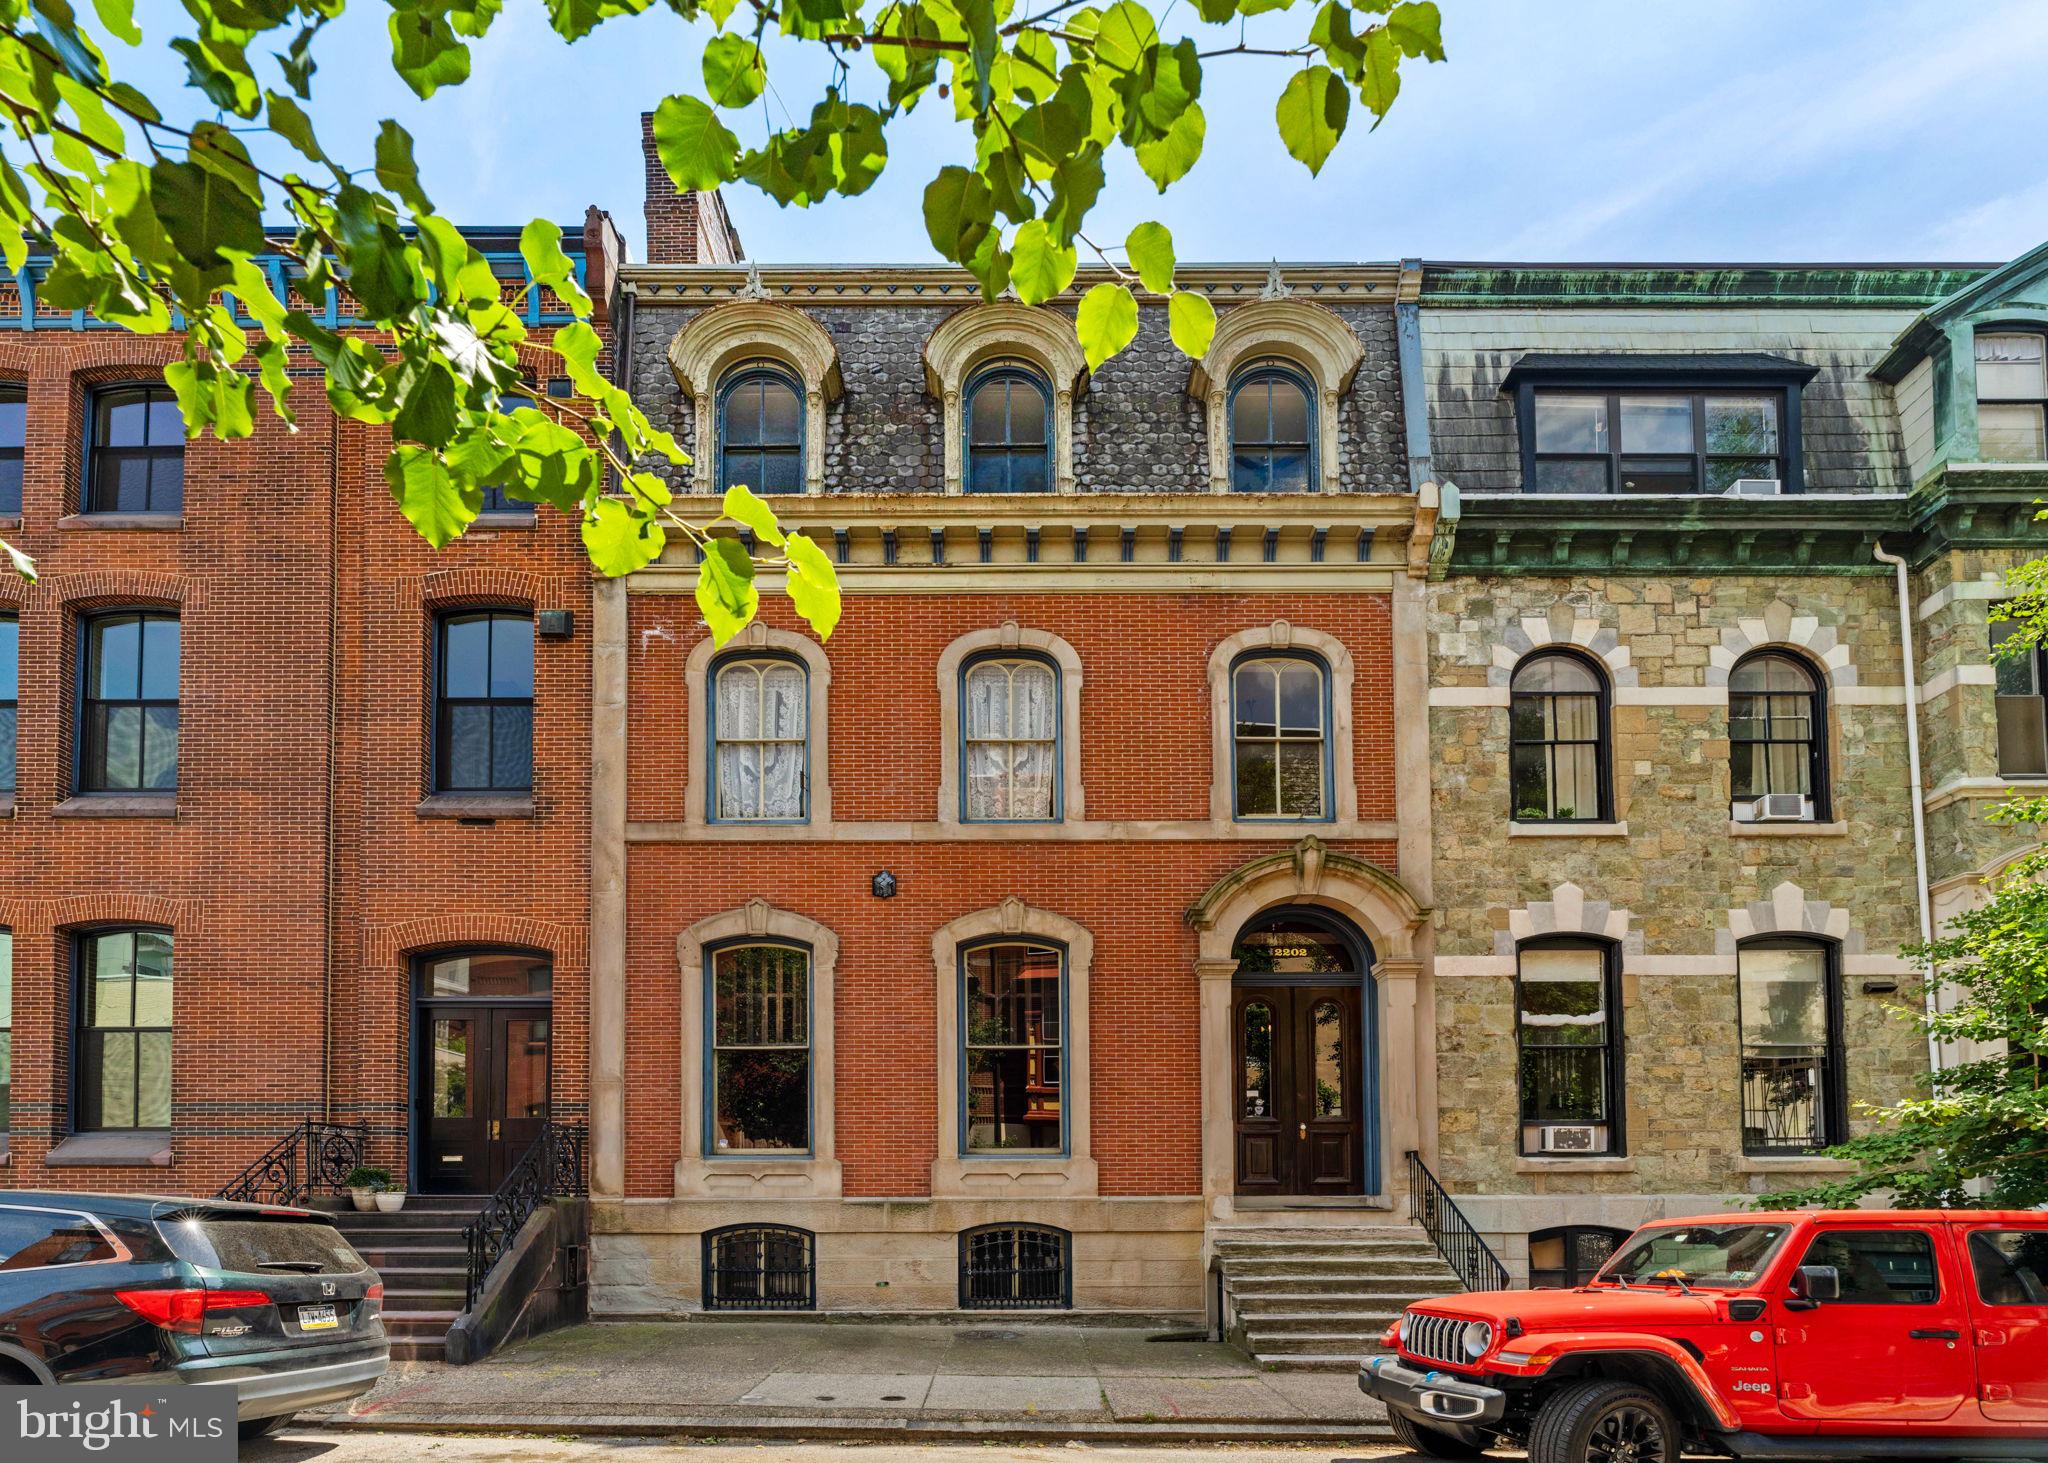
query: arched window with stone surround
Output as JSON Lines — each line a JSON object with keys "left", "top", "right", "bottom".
{"left": 710, "top": 653, "right": 808, "bottom": 823}
{"left": 1231, "top": 651, "right": 1330, "bottom": 820}
{"left": 964, "top": 364, "right": 1052, "bottom": 494}
{"left": 1188, "top": 299, "right": 1363, "bottom": 494}
{"left": 1229, "top": 361, "right": 1315, "bottom": 492}
{"left": 924, "top": 303, "right": 1087, "bottom": 494}
{"left": 1509, "top": 650, "right": 1610, "bottom": 824}
{"left": 1729, "top": 651, "right": 1825, "bottom": 822}
{"left": 717, "top": 364, "right": 804, "bottom": 494}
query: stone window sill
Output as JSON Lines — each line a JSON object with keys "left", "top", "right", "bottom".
{"left": 57, "top": 512, "right": 183, "bottom": 532}
{"left": 416, "top": 792, "right": 536, "bottom": 821}
{"left": 1728, "top": 820, "right": 1848, "bottom": 837}
{"left": 0, "top": 515, "right": 18, "bottom": 531}
{"left": 52, "top": 792, "right": 176, "bottom": 818}
{"left": 1734, "top": 1155, "right": 1857, "bottom": 1174}
{"left": 471, "top": 511, "right": 538, "bottom": 531}
{"left": 0, "top": 1137, "right": 9, "bottom": 1164}
{"left": 1509, "top": 821, "right": 1628, "bottom": 838}
{"left": 46, "top": 1131, "right": 171, "bottom": 1167}
{"left": 675, "top": 1156, "right": 843, "bottom": 1200}
{"left": 1514, "top": 1156, "right": 1637, "bottom": 1174}
{"left": 0, "top": 791, "right": 13, "bottom": 819}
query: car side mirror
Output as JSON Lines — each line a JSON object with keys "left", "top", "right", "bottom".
{"left": 1785, "top": 1264, "right": 1840, "bottom": 1310}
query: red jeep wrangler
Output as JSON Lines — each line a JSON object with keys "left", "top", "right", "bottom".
{"left": 1359, "top": 1210, "right": 2047, "bottom": 1462}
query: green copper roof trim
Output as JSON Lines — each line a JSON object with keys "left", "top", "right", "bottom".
{"left": 1421, "top": 264, "right": 1988, "bottom": 310}
{"left": 1435, "top": 473, "right": 2048, "bottom": 578}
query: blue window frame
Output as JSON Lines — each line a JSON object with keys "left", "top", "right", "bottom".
{"left": 79, "top": 611, "right": 178, "bottom": 793}
{"left": 706, "top": 940, "right": 813, "bottom": 1157}
{"left": 1229, "top": 362, "right": 1314, "bottom": 492}
{"left": 709, "top": 653, "right": 808, "bottom": 823}
{"left": 0, "top": 384, "right": 23, "bottom": 517}
{"left": 961, "top": 652, "right": 1059, "bottom": 822}
{"left": 480, "top": 392, "right": 538, "bottom": 513}
{"left": 1230, "top": 651, "right": 1331, "bottom": 820}
{"left": 434, "top": 611, "right": 533, "bottom": 792}
{"left": 718, "top": 366, "right": 803, "bottom": 495}
{"left": 965, "top": 365, "right": 1051, "bottom": 494}
{"left": 960, "top": 938, "right": 1066, "bottom": 1157}
{"left": 0, "top": 614, "right": 15, "bottom": 794}
{"left": 85, "top": 385, "right": 182, "bottom": 513}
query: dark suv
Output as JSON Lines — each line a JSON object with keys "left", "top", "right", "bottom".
{"left": 0, "top": 1191, "right": 387, "bottom": 1440}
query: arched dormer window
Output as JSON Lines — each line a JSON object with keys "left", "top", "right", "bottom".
{"left": 717, "top": 365, "right": 804, "bottom": 495}
{"left": 924, "top": 303, "right": 1087, "bottom": 495}
{"left": 1229, "top": 361, "right": 1314, "bottom": 492}
{"left": 1509, "top": 650, "right": 1610, "bottom": 824}
{"left": 668, "top": 301, "right": 842, "bottom": 495}
{"left": 965, "top": 365, "right": 1052, "bottom": 494}
{"left": 1976, "top": 329, "right": 2047, "bottom": 462}
{"left": 1189, "top": 299, "right": 1363, "bottom": 493}
{"left": 1729, "top": 650, "right": 1826, "bottom": 822}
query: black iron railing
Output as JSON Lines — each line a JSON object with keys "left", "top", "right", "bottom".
{"left": 216, "top": 1120, "right": 368, "bottom": 1205}
{"left": 703, "top": 1224, "right": 816, "bottom": 1311}
{"left": 1407, "top": 1150, "right": 1510, "bottom": 1293}
{"left": 463, "top": 1122, "right": 587, "bottom": 1309}
{"left": 1739, "top": 1050, "right": 1829, "bottom": 1155}
{"left": 958, "top": 1223, "right": 1071, "bottom": 1310}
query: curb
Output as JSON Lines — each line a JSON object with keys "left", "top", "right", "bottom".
{"left": 308, "top": 1413, "right": 1398, "bottom": 1446}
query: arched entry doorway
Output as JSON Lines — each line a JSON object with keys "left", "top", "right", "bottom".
{"left": 1230, "top": 907, "right": 1377, "bottom": 1198}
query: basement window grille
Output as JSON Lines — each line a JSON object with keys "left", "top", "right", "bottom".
{"left": 702, "top": 1224, "right": 816, "bottom": 1312}
{"left": 958, "top": 1223, "right": 1071, "bottom": 1310}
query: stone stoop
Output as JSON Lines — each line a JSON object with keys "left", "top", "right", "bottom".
{"left": 1213, "top": 1225, "right": 1464, "bottom": 1372}
{"left": 332, "top": 1196, "right": 490, "bottom": 1362}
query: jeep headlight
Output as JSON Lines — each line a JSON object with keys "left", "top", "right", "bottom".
{"left": 1460, "top": 1320, "right": 1493, "bottom": 1359}
{"left": 1397, "top": 1314, "right": 1410, "bottom": 1345}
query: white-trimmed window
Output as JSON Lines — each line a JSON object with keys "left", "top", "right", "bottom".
{"left": 1977, "top": 331, "right": 2047, "bottom": 463}
{"left": 712, "top": 656, "right": 808, "bottom": 822}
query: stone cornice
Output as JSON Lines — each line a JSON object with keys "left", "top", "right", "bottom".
{"left": 619, "top": 262, "right": 1401, "bottom": 303}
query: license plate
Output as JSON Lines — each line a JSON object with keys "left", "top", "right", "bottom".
{"left": 297, "top": 1304, "right": 339, "bottom": 1332}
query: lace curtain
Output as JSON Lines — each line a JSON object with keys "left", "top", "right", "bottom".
{"left": 716, "top": 660, "right": 807, "bottom": 820}
{"left": 964, "top": 660, "right": 1056, "bottom": 820}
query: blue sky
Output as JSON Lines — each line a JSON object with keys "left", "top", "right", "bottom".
{"left": 117, "top": 0, "right": 2048, "bottom": 265}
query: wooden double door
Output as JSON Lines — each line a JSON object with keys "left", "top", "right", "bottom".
{"left": 418, "top": 1004, "right": 552, "bottom": 1193}
{"left": 1232, "top": 984, "right": 1366, "bottom": 1197}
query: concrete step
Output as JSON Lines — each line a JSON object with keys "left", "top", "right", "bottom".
{"left": 1246, "top": 1329, "right": 1391, "bottom": 1355}
{"left": 1213, "top": 1236, "right": 1441, "bottom": 1255}
{"left": 1251, "top": 1351, "right": 1389, "bottom": 1372}
{"left": 384, "top": 1286, "right": 466, "bottom": 1307}
{"left": 382, "top": 1308, "right": 460, "bottom": 1337}
{"left": 1235, "top": 1293, "right": 1454, "bottom": 1317}
{"left": 337, "top": 1226, "right": 473, "bottom": 1247}
{"left": 1219, "top": 1258, "right": 1452, "bottom": 1281}
{"left": 1239, "top": 1311, "right": 1406, "bottom": 1336}
{"left": 1227, "top": 1273, "right": 1461, "bottom": 1296}
{"left": 385, "top": 1337, "right": 446, "bottom": 1362}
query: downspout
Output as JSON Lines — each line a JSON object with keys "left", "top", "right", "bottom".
{"left": 322, "top": 376, "right": 341, "bottom": 1120}
{"left": 1872, "top": 538, "right": 1941, "bottom": 1077}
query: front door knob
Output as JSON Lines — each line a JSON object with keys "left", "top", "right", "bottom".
{"left": 1298, "top": 1122, "right": 1308, "bottom": 1140}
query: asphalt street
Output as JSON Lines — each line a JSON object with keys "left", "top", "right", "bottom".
{"left": 249, "top": 1435, "right": 1418, "bottom": 1463}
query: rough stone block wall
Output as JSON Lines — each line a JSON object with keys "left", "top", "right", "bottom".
{"left": 1422, "top": 307, "right": 1921, "bottom": 495}
{"left": 1427, "top": 571, "right": 1928, "bottom": 1201}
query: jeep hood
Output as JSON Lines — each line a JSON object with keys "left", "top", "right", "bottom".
{"left": 1414, "top": 1286, "right": 1727, "bottom": 1331}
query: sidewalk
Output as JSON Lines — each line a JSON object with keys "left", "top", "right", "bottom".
{"left": 310, "top": 1319, "right": 1394, "bottom": 1444}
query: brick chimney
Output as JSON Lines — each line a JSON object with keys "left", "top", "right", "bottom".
{"left": 641, "top": 112, "right": 744, "bottom": 264}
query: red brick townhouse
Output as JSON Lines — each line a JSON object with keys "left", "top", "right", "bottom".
{"left": 588, "top": 134, "right": 1452, "bottom": 1335}
{"left": 0, "top": 214, "right": 662, "bottom": 1201}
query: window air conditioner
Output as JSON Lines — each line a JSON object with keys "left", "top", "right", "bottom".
{"left": 1538, "top": 1125, "right": 1600, "bottom": 1154}
{"left": 1748, "top": 793, "right": 1812, "bottom": 822}
{"left": 1724, "top": 478, "right": 1783, "bottom": 497}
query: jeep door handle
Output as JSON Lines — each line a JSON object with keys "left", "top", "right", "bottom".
{"left": 1908, "top": 1328, "right": 1960, "bottom": 1340}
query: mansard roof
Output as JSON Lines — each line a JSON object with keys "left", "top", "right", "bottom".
{"left": 1873, "top": 237, "right": 2048, "bottom": 381}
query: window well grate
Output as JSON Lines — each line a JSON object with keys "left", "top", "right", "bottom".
{"left": 959, "top": 1223, "right": 1071, "bottom": 1310}
{"left": 702, "top": 1224, "right": 816, "bottom": 1311}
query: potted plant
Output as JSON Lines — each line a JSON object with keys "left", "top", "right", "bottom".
{"left": 344, "top": 1166, "right": 389, "bottom": 1213}
{"left": 372, "top": 1177, "right": 406, "bottom": 1214}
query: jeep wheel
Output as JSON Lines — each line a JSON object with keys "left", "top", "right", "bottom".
{"left": 1388, "top": 1408, "right": 1489, "bottom": 1458}
{"left": 1529, "top": 1380, "right": 1677, "bottom": 1463}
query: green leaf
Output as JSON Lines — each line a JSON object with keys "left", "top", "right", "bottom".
{"left": 1, "top": 535, "right": 34, "bottom": 581}
{"left": 960, "top": 0, "right": 998, "bottom": 111}
{"left": 582, "top": 496, "right": 668, "bottom": 577}
{"left": 1134, "top": 102, "right": 1203, "bottom": 191}
{"left": 722, "top": 483, "right": 787, "bottom": 547}
{"left": 1167, "top": 289, "right": 1216, "bottom": 359}
{"left": 150, "top": 157, "right": 264, "bottom": 273}
{"left": 1388, "top": 0, "right": 1445, "bottom": 61}
{"left": 92, "top": 0, "right": 141, "bottom": 46}
{"left": 1009, "top": 219, "right": 1076, "bottom": 305}
{"left": 1076, "top": 281, "right": 1138, "bottom": 371}
{"left": 387, "top": 5, "right": 473, "bottom": 99}
{"left": 1310, "top": 1, "right": 1365, "bottom": 80}
{"left": 519, "top": 218, "right": 593, "bottom": 316}
{"left": 1043, "top": 147, "right": 1104, "bottom": 247}
{"left": 1359, "top": 26, "right": 1400, "bottom": 123}
{"left": 393, "top": 359, "right": 461, "bottom": 447}
{"left": 922, "top": 165, "right": 994, "bottom": 264}
{"left": 651, "top": 94, "right": 741, "bottom": 191}
{"left": 783, "top": 530, "right": 841, "bottom": 640}
{"left": 1276, "top": 64, "right": 1348, "bottom": 175}
{"left": 1133, "top": 38, "right": 1201, "bottom": 137}
{"left": 1126, "top": 220, "right": 1174, "bottom": 295}
{"left": 702, "top": 32, "right": 766, "bottom": 108}
{"left": 386, "top": 443, "right": 477, "bottom": 549}
{"left": 1093, "top": 1, "right": 1157, "bottom": 71}
{"left": 696, "top": 536, "right": 760, "bottom": 645}
{"left": 265, "top": 91, "right": 329, "bottom": 168}
{"left": 374, "top": 120, "right": 433, "bottom": 215}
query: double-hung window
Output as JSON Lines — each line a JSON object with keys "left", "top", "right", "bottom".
{"left": 1230, "top": 363, "right": 1314, "bottom": 492}
{"left": 77, "top": 928, "right": 173, "bottom": 1133}
{"left": 0, "top": 613, "right": 15, "bottom": 794}
{"left": 1729, "top": 652, "right": 1825, "bottom": 819}
{"left": 1992, "top": 619, "right": 2048, "bottom": 777}
{"left": 965, "top": 366, "right": 1052, "bottom": 494}
{"left": 435, "top": 611, "right": 533, "bottom": 793}
{"left": 1977, "top": 332, "right": 2047, "bottom": 462}
{"left": 0, "top": 384, "right": 23, "bottom": 517}
{"left": 962, "top": 654, "right": 1058, "bottom": 821}
{"left": 81, "top": 612, "right": 178, "bottom": 793}
{"left": 962, "top": 941, "right": 1065, "bottom": 1154}
{"left": 1231, "top": 653, "right": 1328, "bottom": 819}
{"left": 709, "top": 943, "right": 811, "bottom": 1154}
{"left": 86, "top": 386, "right": 183, "bottom": 513}
{"left": 0, "top": 929, "right": 11, "bottom": 1133}
{"left": 712, "top": 655, "right": 807, "bottom": 821}
{"left": 1516, "top": 941, "right": 1622, "bottom": 1156}
{"left": 1737, "top": 940, "right": 1844, "bottom": 1155}
{"left": 718, "top": 367, "right": 803, "bottom": 495}
{"left": 1510, "top": 651, "right": 1608, "bottom": 822}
